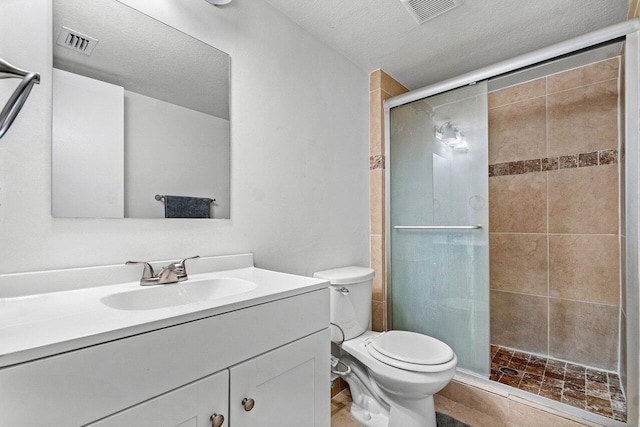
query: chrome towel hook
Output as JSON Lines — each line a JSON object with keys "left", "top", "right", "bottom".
{"left": 0, "top": 57, "right": 40, "bottom": 140}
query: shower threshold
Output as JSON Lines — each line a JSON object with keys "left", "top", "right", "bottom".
{"left": 490, "top": 345, "right": 626, "bottom": 423}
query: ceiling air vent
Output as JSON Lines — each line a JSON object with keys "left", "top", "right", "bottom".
{"left": 56, "top": 26, "right": 99, "bottom": 56}
{"left": 400, "top": 0, "right": 464, "bottom": 24}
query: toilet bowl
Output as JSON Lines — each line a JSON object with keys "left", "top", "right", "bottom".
{"left": 314, "top": 266, "right": 457, "bottom": 427}
{"left": 341, "top": 331, "right": 457, "bottom": 427}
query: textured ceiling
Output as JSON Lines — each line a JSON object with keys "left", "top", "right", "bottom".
{"left": 263, "top": 0, "right": 631, "bottom": 90}
{"left": 53, "top": 0, "right": 229, "bottom": 119}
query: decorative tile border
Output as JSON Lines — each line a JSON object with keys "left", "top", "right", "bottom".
{"left": 489, "top": 149, "right": 617, "bottom": 177}
{"left": 370, "top": 154, "right": 385, "bottom": 170}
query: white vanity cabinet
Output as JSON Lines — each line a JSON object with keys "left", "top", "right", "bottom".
{"left": 89, "top": 331, "right": 328, "bottom": 427}
{"left": 0, "top": 285, "right": 330, "bottom": 427}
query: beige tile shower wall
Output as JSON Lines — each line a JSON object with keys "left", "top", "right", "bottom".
{"left": 630, "top": 0, "right": 640, "bottom": 19}
{"left": 489, "top": 58, "right": 621, "bottom": 370}
{"left": 369, "top": 70, "right": 409, "bottom": 332}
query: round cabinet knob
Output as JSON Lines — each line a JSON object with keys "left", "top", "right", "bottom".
{"left": 210, "top": 413, "right": 224, "bottom": 427}
{"left": 242, "top": 397, "right": 255, "bottom": 412}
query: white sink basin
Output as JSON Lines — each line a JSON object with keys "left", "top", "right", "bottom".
{"left": 101, "top": 278, "right": 257, "bottom": 311}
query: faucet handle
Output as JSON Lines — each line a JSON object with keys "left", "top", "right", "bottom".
{"left": 126, "top": 261, "right": 155, "bottom": 278}
{"left": 126, "top": 261, "right": 157, "bottom": 285}
{"left": 173, "top": 255, "right": 200, "bottom": 280}
{"left": 176, "top": 255, "right": 199, "bottom": 273}
{"left": 178, "top": 255, "right": 200, "bottom": 266}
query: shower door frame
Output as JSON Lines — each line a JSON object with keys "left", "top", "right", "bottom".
{"left": 383, "top": 18, "right": 640, "bottom": 426}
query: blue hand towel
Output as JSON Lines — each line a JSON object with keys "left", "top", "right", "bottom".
{"left": 163, "top": 195, "right": 211, "bottom": 218}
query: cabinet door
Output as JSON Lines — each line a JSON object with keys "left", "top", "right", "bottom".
{"left": 88, "top": 370, "right": 229, "bottom": 427}
{"left": 230, "top": 329, "right": 330, "bottom": 427}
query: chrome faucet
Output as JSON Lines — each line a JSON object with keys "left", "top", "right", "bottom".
{"left": 126, "top": 256, "right": 200, "bottom": 286}
{"left": 171, "top": 255, "right": 200, "bottom": 281}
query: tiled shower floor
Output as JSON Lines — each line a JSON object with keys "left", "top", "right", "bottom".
{"left": 490, "top": 345, "right": 627, "bottom": 422}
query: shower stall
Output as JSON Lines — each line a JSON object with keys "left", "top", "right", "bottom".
{"left": 384, "top": 19, "right": 640, "bottom": 426}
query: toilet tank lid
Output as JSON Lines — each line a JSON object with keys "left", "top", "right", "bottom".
{"left": 313, "top": 266, "right": 375, "bottom": 285}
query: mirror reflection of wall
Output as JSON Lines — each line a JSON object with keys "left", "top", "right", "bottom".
{"left": 52, "top": 0, "right": 230, "bottom": 219}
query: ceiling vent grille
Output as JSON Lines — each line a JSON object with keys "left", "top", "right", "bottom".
{"left": 400, "top": 0, "right": 464, "bottom": 24}
{"left": 56, "top": 26, "right": 99, "bottom": 56}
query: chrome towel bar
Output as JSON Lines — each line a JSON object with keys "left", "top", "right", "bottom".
{"left": 393, "top": 225, "right": 483, "bottom": 230}
{"left": 0, "top": 57, "right": 40, "bottom": 140}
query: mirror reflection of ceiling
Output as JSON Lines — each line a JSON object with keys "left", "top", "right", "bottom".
{"left": 52, "top": 0, "right": 230, "bottom": 120}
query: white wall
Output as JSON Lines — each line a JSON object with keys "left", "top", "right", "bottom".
{"left": 124, "top": 91, "right": 230, "bottom": 219}
{"left": 0, "top": 0, "right": 369, "bottom": 277}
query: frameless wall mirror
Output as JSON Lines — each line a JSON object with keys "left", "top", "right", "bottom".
{"left": 52, "top": 0, "right": 230, "bottom": 219}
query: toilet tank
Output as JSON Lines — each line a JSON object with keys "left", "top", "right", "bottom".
{"left": 313, "top": 266, "right": 375, "bottom": 342}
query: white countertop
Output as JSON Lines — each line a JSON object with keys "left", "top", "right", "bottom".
{"left": 0, "top": 256, "right": 329, "bottom": 369}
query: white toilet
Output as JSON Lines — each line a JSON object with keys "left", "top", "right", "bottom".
{"left": 314, "top": 266, "right": 457, "bottom": 427}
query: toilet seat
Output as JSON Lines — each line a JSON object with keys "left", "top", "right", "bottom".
{"left": 370, "top": 331, "right": 454, "bottom": 365}
{"left": 343, "top": 331, "right": 457, "bottom": 376}
{"left": 366, "top": 331, "right": 455, "bottom": 373}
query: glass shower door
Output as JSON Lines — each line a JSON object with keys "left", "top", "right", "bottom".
{"left": 389, "top": 82, "right": 490, "bottom": 376}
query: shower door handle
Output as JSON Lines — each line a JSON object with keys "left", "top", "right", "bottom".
{"left": 393, "top": 225, "right": 482, "bottom": 230}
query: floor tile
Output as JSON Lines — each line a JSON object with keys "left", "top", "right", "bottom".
{"left": 490, "top": 345, "right": 626, "bottom": 422}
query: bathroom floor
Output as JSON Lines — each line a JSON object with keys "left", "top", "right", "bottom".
{"left": 330, "top": 388, "right": 471, "bottom": 427}
{"left": 490, "top": 345, "right": 627, "bottom": 422}
{"left": 331, "top": 388, "right": 360, "bottom": 427}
